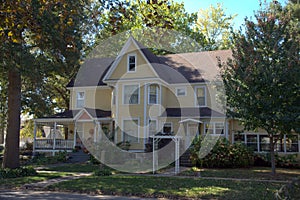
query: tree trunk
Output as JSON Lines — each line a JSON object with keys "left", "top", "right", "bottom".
{"left": 269, "top": 136, "right": 276, "bottom": 175}
{"left": 2, "top": 67, "right": 21, "bottom": 169}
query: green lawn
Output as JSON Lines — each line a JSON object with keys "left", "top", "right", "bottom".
{"left": 41, "top": 163, "right": 102, "bottom": 173}
{"left": 0, "top": 172, "right": 71, "bottom": 189}
{"left": 181, "top": 167, "right": 300, "bottom": 181}
{"left": 46, "top": 175, "right": 283, "bottom": 200}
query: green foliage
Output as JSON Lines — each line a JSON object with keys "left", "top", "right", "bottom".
{"left": 89, "top": 154, "right": 101, "bottom": 165}
{"left": 255, "top": 153, "right": 300, "bottom": 168}
{"left": 93, "top": 167, "right": 112, "bottom": 176}
{"left": 31, "top": 151, "right": 68, "bottom": 165}
{"left": 195, "top": 3, "right": 237, "bottom": 50}
{"left": 219, "top": 1, "right": 300, "bottom": 174}
{"left": 0, "top": 166, "right": 37, "bottom": 179}
{"left": 190, "top": 137, "right": 254, "bottom": 168}
{"left": 276, "top": 178, "right": 300, "bottom": 200}
{"left": 20, "top": 120, "right": 42, "bottom": 139}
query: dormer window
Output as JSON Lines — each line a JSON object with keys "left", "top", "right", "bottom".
{"left": 127, "top": 54, "right": 136, "bottom": 72}
{"left": 76, "top": 91, "right": 85, "bottom": 108}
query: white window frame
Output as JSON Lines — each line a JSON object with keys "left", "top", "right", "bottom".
{"left": 148, "top": 84, "right": 159, "bottom": 104}
{"left": 127, "top": 53, "right": 137, "bottom": 72}
{"left": 122, "top": 118, "right": 140, "bottom": 143}
{"left": 148, "top": 119, "right": 157, "bottom": 137}
{"left": 195, "top": 86, "right": 206, "bottom": 107}
{"left": 76, "top": 91, "right": 85, "bottom": 108}
{"left": 122, "top": 84, "right": 140, "bottom": 105}
{"left": 162, "top": 122, "right": 173, "bottom": 134}
{"left": 176, "top": 87, "right": 187, "bottom": 97}
{"left": 203, "top": 122, "right": 225, "bottom": 135}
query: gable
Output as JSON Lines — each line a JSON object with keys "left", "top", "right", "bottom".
{"left": 104, "top": 37, "right": 159, "bottom": 81}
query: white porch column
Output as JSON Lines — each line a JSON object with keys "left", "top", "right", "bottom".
{"left": 33, "top": 121, "right": 37, "bottom": 154}
{"left": 53, "top": 122, "right": 57, "bottom": 156}
{"left": 73, "top": 121, "right": 77, "bottom": 148}
{"left": 174, "top": 137, "right": 180, "bottom": 175}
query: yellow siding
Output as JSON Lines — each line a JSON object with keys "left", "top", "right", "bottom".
{"left": 110, "top": 43, "right": 158, "bottom": 80}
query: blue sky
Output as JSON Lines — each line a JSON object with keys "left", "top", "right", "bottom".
{"left": 174, "top": 0, "right": 287, "bottom": 29}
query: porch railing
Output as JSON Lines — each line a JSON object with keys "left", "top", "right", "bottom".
{"left": 35, "top": 139, "right": 74, "bottom": 150}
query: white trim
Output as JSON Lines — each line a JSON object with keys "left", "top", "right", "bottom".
{"left": 127, "top": 53, "right": 137, "bottom": 72}
{"left": 76, "top": 91, "right": 85, "bottom": 108}
{"left": 176, "top": 87, "right": 187, "bottom": 97}
{"left": 203, "top": 122, "right": 225, "bottom": 135}
{"left": 122, "top": 83, "right": 140, "bottom": 105}
{"left": 148, "top": 118, "right": 158, "bottom": 137}
{"left": 194, "top": 86, "right": 207, "bottom": 107}
{"left": 122, "top": 118, "right": 140, "bottom": 143}
{"left": 148, "top": 84, "right": 159, "bottom": 105}
{"left": 103, "top": 37, "right": 160, "bottom": 81}
{"left": 162, "top": 122, "right": 173, "bottom": 134}
{"left": 179, "top": 118, "right": 203, "bottom": 124}
{"left": 67, "top": 86, "right": 111, "bottom": 90}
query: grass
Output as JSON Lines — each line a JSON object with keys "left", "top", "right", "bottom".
{"left": 41, "top": 163, "right": 102, "bottom": 173}
{"left": 180, "top": 167, "right": 300, "bottom": 181}
{"left": 47, "top": 175, "right": 283, "bottom": 199}
{"left": 0, "top": 171, "right": 71, "bottom": 189}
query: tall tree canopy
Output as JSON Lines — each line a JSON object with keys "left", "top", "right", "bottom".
{"left": 0, "top": 0, "right": 98, "bottom": 168}
{"left": 219, "top": 1, "right": 300, "bottom": 175}
{"left": 195, "top": 3, "right": 236, "bottom": 50}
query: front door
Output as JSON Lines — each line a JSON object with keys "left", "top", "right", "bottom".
{"left": 186, "top": 123, "right": 198, "bottom": 148}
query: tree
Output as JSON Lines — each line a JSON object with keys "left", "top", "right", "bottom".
{"left": 0, "top": 0, "right": 96, "bottom": 169}
{"left": 195, "top": 3, "right": 236, "bottom": 50}
{"left": 219, "top": 2, "right": 300, "bottom": 175}
{"left": 96, "top": 0, "right": 205, "bottom": 54}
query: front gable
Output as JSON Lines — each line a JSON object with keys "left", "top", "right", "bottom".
{"left": 103, "top": 37, "right": 159, "bottom": 81}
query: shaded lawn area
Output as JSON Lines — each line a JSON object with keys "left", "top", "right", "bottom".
{"left": 40, "top": 163, "right": 102, "bottom": 173}
{"left": 47, "top": 175, "right": 282, "bottom": 200}
{"left": 181, "top": 167, "right": 300, "bottom": 181}
{"left": 0, "top": 172, "right": 71, "bottom": 189}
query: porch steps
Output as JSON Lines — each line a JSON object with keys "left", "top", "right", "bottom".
{"left": 179, "top": 150, "right": 193, "bottom": 167}
{"left": 67, "top": 150, "right": 90, "bottom": 163}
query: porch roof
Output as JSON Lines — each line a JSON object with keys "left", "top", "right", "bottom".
{"left": 35, "top": 108, "right": 111, "bottom": 123}
{"left": 161, "top": 107, "right": 225, "bottom": 118}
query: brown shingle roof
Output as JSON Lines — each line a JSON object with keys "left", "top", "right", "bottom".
{"left": 66, "top": 39, "right": 232, "bottom": 87}
{"left": 162, "top": 107, "right": 225, "bottom": 118}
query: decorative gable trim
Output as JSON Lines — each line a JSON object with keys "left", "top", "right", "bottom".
{"left": 103, "top": 36, "right": 159, "bottom": 81}
{"left": 74, "top": 108, "right": 94, "bottom": 121}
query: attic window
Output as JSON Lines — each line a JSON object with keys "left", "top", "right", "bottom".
{"left": 127, "top": 54, "right": 136, "bottom": 72}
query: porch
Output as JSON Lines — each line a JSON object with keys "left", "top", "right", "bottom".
{"left": 33, "top": 108, "right": 113, "bottom": 155}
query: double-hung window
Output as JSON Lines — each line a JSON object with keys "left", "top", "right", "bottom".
{"left": 127, "top": 54, "right": 136, "bottom": 72}
{"left": 76, "top": 91, "right": 85, "bottom": 108}
{"left": 148, "top": 84, "right": 158, "bottom": 104}
{"left": 176, "top": 87, "right": 186, "bottom": 96}
{"left": 123, "top": 119, "right": 139, "bottom": 143}
{"left": 148, "top": 119, "right": 157, "bottom": 137}
{"left": 204, "top": 122, "right": 224, "bottom": 135}
{"left": 123, "top": 84, "right": 139, "bottom": 104}
{"left": 195, "top": 86, "right": 206, "bottom": 106}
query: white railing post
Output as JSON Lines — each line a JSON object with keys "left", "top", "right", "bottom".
{"left": 53, "top": 122, "right": 57, "bottom": 156}
{"left": 33, "top": 121, "right": 37, "bottom": 155}
{"left": 73, "top": 121, "right": 77, "bottom": 148}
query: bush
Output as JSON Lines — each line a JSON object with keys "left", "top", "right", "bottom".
{"left": 254, "top": 153, "right": 299, "bottom": 168}
{"left": 31, "top": 151, "right": 68, "bottom": 165}
{"left": 0, "top": 166, "right": 37, "bottom": 179}
{"left": 93, "top": 167, "right": 112, "bottom": 176}
{"left": 190, "top": 137, "right": 254, "bottom": 168}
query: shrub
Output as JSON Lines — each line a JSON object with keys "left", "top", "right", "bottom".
{"left": 254, "top": 153, "right": 299, "bottom": 168}
{"left": 190, "top": 137, "right": 254, "bottom": 168}
{"left": 0, "top": 166, "right": 37, "bottom": 179}
{"left": 30, "top": 151, "right": 68, "bottom": 165}
{"left": 93, "top": 167, "right": 112, "bottom": 176}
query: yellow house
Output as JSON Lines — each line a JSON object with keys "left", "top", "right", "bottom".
{"left": 33, "top": 37, "right": 300, "bottom": 157}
